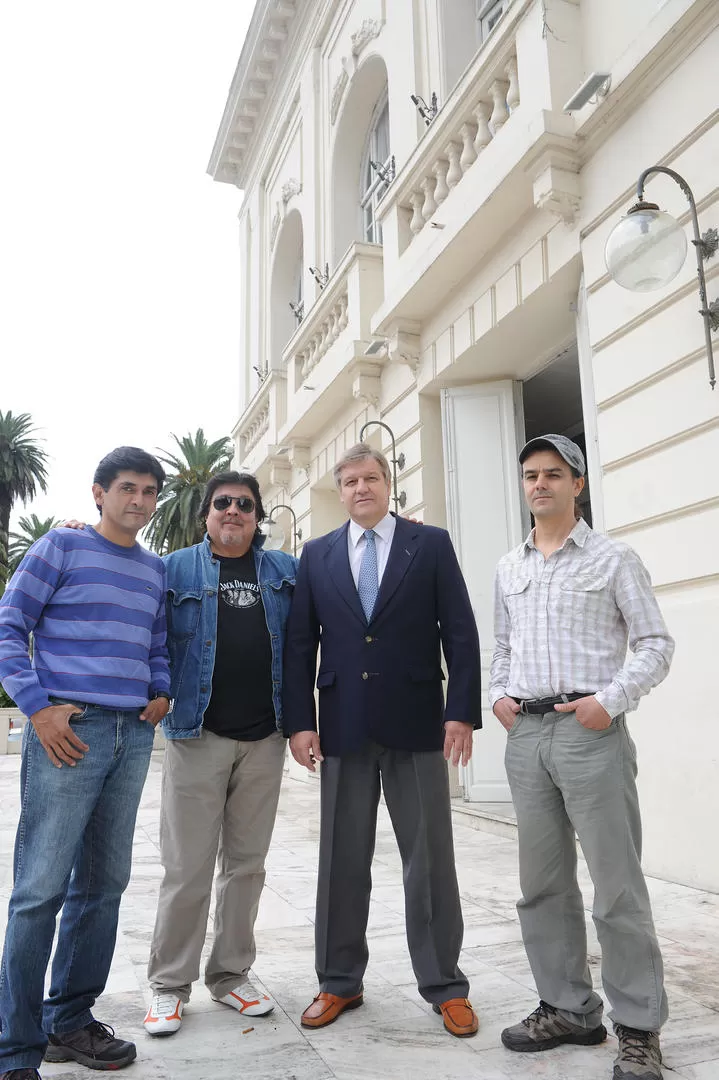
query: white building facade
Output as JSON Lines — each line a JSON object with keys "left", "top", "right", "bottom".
{"left": 209, "top": 0, "right": 719, "bottom": 892}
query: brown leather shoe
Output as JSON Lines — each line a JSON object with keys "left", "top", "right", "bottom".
{"left": 300, "top": 991, "right": 364, "bottom": 1029}
{"left": 433, "top": 998, "right": 479, "bottom": 1037}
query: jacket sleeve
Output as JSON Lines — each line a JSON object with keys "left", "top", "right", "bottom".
{"left": 436, "top": 530, "right": 482, "bottom": 728}
{"left": 0, "top": 533, "right": 65, "bottom": 717}
{"left": 281, "top": 544, "right": 320, "bottom": 736}
{"left": 148, "top": 561, "right": 171, "bottom": 697}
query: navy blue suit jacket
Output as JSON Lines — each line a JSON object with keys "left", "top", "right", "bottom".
{"left": 282, "top": 515, "right": 481, "bottom": 756}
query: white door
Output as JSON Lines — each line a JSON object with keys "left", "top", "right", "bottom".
{"left": 441, "top": 381, "right": 526, "bottom": 802}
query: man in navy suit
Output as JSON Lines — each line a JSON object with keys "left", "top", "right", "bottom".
{"left": 283, "top": 443, "right": 482, "bottom": 1038}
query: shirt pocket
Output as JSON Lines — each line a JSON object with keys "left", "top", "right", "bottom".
{"left": 502, "top": 574, "right": 531, "bottom": 616}
{"left": 167, "top": 588, "right": 203, "bottom": 640}
{"left": 559, "top": 574, "right": 610, "bottom": 636}
{"left": 267, "top": 575, "right": 296, "bottom": 594}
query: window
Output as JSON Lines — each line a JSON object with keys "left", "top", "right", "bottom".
{"left": 360, "top": 97, "right": 391, "bottom": 245}
{"left": 476, "top": 0, "right": 509, "bottom": 41}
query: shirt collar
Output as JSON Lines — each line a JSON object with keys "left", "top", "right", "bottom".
{"left": 522, "top": 516, "right": 591, "bottom": 554}
{"left": 349, "top": 511, "right": 395, "bottom": 548}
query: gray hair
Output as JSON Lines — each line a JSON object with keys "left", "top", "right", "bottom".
{"left": 333, "top": 443, "right": 391, "bottom": 489}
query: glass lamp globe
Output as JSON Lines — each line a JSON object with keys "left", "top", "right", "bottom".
{"left": 261, "top": 520, "right": 285, "bottom": 550}
{"left": 605, "top": 206, "right": 687, "bottom": 292}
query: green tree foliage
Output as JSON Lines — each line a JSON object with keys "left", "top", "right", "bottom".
{"left": 0, "top": 411, "right": 49, "bottom": 590}
{"left": 9, "top": 514, "right": 60, "bottom": 575}
{"left": 146, "top": 429, "right": 233, "bottom": 553}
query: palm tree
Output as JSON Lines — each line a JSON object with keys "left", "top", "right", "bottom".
{"left": 146, "top": 429, "right": 233, "bottom": 553}
{"left": 9, "top": 514, "right": 60, "bottom": 576}
{"left": 0, "top": 411, "right": 49, "bottom": 588}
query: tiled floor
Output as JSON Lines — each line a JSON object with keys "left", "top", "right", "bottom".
{"left": 1, "top": 752, "right": 718, "bottom": 1079}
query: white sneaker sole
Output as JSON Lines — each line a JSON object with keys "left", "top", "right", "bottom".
{"left": 214, "top": 990, "right": 275, "bottom": 1017}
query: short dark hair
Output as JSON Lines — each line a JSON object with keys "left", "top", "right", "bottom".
{"left": 199, "top": 471, "right": 266, "bottom": 526}
{"left": 93, "top": 447, "right": 166, "bottom": 511}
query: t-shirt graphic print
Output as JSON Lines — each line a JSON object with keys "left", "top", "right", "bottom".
{"left": 202, "top": 550, "right": 276, "bottom": 742}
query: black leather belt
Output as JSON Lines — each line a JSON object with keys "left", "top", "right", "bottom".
{"left": 513, "top": 692, "right": 590, "bottom": 715}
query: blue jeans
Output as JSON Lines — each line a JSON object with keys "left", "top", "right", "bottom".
{"left": 0, "top": 702, "right": 154, "bottom": 1071}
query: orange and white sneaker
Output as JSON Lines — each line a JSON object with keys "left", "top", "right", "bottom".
{"left": 213, "top": 979, "right": 275, "bottom": 1017}
{"left": 143, "top": 993, "right": 184, "bottom": 1036}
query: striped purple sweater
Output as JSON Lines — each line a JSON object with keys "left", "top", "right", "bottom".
{"left": 0, "top": 526, "right": 170, "bottom": 717}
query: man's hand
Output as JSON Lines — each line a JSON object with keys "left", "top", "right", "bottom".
{"left": 31, "top": 704, "right": 90, "bottom": 768}
{"left": 443, "top": 721, "right": 474, "bottom": 767}
{"left": 59, "top": 520, "right": 87, "bottom": 529}
{"left": 140, "top": 697, "right": 170, "bottom": 727}
{"left": 493, "top": 696, "right": 521, "bottom": 732}
{"left": 289, "top": 731, "right": 324, "bottom": 772}
{"left": 555, "top": 695, "right": 612, "bottom": 730}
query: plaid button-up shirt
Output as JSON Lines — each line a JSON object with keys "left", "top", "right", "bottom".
{"left": 488, "top": 518, "right": 674, "bottom": 718}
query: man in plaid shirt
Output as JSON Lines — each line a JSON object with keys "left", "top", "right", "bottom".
{"left": 489, "top": 434, "right": 674, "bottom": 1080}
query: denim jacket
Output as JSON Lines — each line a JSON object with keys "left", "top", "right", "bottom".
{"left": 161, "top": 534, "right": 297, "bottom": 739}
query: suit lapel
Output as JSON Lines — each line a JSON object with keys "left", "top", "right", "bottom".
{"left": 370, "top": 517, "right": 419, "bottom": 623}
{"left": 325, "top": 522, "right": 367, "bottom": 626}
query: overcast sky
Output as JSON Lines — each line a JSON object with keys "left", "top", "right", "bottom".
{"left": 1, "top": 1, "right": 255, "bottom": 529}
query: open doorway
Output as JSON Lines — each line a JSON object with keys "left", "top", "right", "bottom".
{"left": 521, "top": 344, "right": 592, "bottom": 525}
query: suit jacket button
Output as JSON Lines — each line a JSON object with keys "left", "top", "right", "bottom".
{"left": 362, "top": 672, "right": 369, "bottom": 680}
{"left": 365, "top": 635, "right": 373, "bottom": 643}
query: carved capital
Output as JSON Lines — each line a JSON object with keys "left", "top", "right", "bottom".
{"left": 287, "top": 442, "right": 311, "bottom": 471}
{"left": 529, "top": 149, "right": 581, "bottom": 226}
{"left": 268, "top": 457, "right": 292, "bottom": 490}
{"left": 281, "top": 177, "right": 302, "bottom": 204}
{"left": 351, "top": 18, "right": 383, "bottom": 57}
{"left": 348, "top": 359, "right": 382, "bottom": 408}
{"left": 386, "top": 321, "right": 421, "bottom": 376}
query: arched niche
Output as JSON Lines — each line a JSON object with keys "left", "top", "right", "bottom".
{"left": 331, "top": 54, "right": 389, "bottom": 264}
{"left": 270, "top": 208, "right": 304, "bottom": 370}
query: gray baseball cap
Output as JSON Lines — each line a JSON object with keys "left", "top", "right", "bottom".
{"left": 519, "top": 434, "right": 586, "bottom": 476}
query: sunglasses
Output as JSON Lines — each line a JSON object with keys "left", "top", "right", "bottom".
{"left": 213, "top": 496, "right": 256, "bottom": 514}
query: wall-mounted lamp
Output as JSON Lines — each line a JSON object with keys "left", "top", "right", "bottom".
{"left": 359, "top": 420, "right": 406, "bottom": 515}
{"left": 289, "top": 299, "right": 304, "bottom": 324}
{"left": 604, "top": 165, "right": 719, "bottom": 389}
{"left": 563, "top": 72, "right": 611, "bottom": 112}
{"left": 263, "top": 503, "right": 302, "bottom": 557}
{"left": 252, "top": 365, "right": 268, "bottom": 382}
{"left": 309, "top": 264, "right": 330, "bottom": 289}
{"left": 370, "top": 156, "right": 396, "bottom": 185}
{"left": 411, "top": 92, "right": 438, "bottom": 127}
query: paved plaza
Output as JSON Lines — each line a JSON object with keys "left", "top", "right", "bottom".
{"left": 1, "top": 751, "right": 718, "bottom": 1079}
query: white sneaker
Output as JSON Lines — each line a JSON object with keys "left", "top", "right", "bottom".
{"left": 213, "top": 979, "right": 275, "bottom": 1017}
{"left": 143, "top": 993, "right": 184, "bottom": 1035}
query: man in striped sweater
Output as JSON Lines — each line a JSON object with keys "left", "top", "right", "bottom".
{"left": 0, "top": 446, "right": 170, "bottom": 1080}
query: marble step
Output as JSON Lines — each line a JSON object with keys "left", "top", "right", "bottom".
{"left": 451, "top": 798, "right": 518, "bottom": 840}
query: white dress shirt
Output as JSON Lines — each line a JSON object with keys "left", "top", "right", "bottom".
{"left": 347, "top": 512, "right": 396, "bottom": 589}
{"left": 488, "top": 517, "right": 674, "bottom": 718}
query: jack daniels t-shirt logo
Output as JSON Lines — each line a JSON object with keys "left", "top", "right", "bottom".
{"left": 202, "top": 551, "right": 275, "bottom": 742}
{"left": 219, "top": 575, "right": 261, "bottom": 610}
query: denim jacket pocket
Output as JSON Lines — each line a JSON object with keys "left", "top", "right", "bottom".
{"left": 167, "top": 588, "right": 203, "bottom": 639}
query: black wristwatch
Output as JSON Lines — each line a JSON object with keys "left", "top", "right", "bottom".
{"left": 152, "top": 691, "right": 172, "bottom": 702}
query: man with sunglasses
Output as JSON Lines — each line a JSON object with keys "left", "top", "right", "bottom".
{"left": 142, "top": 471, "right": 297, "bottom": 1035}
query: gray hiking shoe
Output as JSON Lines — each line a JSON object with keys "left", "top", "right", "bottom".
{"left": 45, "top": 1020, "right": 136, "bottom": 1070}
{"left": 614, "top": 1026, "right": 662, "bottom": 1079}
{"left": 501, "top": 1000, "right": 607, "bottom": 1053}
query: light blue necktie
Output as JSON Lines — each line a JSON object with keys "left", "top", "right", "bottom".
{"left": 357, "top": 529, "right": 379, "bottom": 622}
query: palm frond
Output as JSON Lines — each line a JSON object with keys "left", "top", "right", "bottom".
{"left": 146, "top": 429, "right": 233, "bottom": 553}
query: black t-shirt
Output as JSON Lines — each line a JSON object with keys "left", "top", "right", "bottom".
{"left": 202, "top": 551, "right": 276, "bottom": 742}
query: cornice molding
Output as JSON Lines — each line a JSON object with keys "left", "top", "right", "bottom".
{"left": 208, "top": 0, "right": 302, "bottom": 186}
